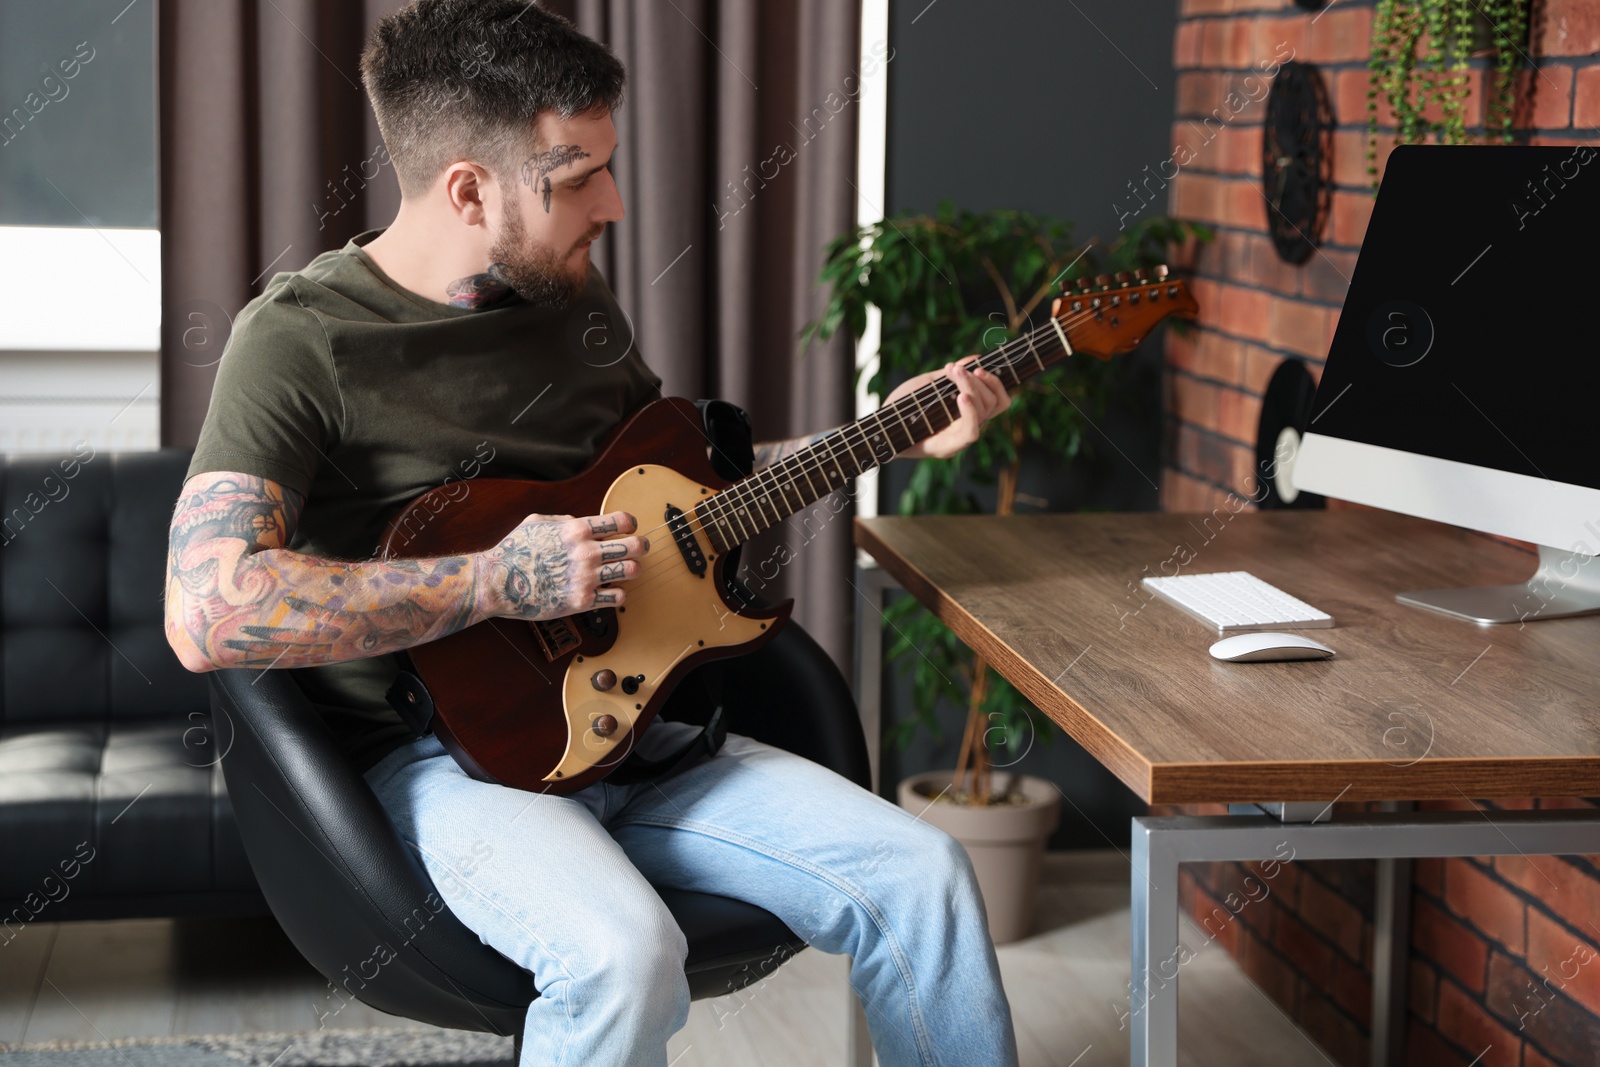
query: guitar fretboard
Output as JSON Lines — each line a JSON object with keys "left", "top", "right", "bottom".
{"left": 691, "top": 313, "right": 1066, "bottom": 555}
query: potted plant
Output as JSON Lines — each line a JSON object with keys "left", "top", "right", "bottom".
{"left": 1365, "top": 0, "right": 1533, "bottom": 187}
{"left": 805, "top": 204, "right": 1212, "bottom": 943}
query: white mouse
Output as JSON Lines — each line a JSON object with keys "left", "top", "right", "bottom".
{"left": 1209, "top": 631, "right": 1336, "bottom": 663}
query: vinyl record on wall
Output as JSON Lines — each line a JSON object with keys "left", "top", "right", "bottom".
{"left": 1256, "top": 358, "right": 1326, "bottom": 510}
{"left": 1262, "top": 62, "right": 1334, "bottom": 265}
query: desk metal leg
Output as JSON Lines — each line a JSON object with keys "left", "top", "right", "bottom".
{"left": 1126, "top": 808, "right": 1600, "bottom": 1067}
{"left": 852, "top": 558, "right": 894, "bottom": 796}
{"left": 1129, "top": 822, "right": 1181, "bottom": 1067}
{"left": 1371, "top": 801, "right": 1415, "bottom": 1067}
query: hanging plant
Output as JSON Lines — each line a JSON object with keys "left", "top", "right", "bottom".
{"left": 1366, "top": 0, "right": 1532, "bottom": 189}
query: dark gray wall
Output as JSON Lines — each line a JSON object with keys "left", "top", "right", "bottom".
{"left": 877, "top": 0, "right": 1180, "bottom": 849}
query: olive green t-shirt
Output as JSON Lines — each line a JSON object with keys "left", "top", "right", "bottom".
{"left": 187, "top": 229, "right": 663, "bottom": 771}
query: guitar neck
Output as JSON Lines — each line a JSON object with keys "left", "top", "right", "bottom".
{"left": 693, "top": 316, "right": 1076, "bottom": 556}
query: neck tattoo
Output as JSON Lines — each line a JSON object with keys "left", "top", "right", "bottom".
{"left": 445, "top": 264, "right": 515, "bottom": 309}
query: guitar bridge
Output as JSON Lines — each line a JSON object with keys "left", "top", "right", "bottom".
{"left": 532, "top": 618, "right": 581, "bottom": 660}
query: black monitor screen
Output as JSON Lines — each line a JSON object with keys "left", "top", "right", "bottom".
{"left": 1310, "top": 144, "right": 1600, "bottom": 492}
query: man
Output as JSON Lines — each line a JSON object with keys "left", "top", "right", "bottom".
{"left": 164, "top": 2, "right": 1017, "bottom": 1065}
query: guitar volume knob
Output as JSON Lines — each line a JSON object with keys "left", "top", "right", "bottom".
{"left": 591, "top": 669, "right": 618, "bottom": 691}
{"left": 592, "top": 714, "right": 618, "bottom": 737}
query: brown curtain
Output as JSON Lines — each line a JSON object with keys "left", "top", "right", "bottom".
{"left": 158, "top": 0, "right": 862, "bottom": 670}
{"left": 158, "top": 0, "right": 408, "bottom": 447}
{"left": 549, "top": 0, "right": 862, "bottom": 670}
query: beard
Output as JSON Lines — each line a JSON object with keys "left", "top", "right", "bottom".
{"left": 485, "top": 195, "right": 600, "bottom": 309}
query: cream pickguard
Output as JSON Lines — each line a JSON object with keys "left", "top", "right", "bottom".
{"left": 546, "top": 464, "right": 772, "bottom": 782}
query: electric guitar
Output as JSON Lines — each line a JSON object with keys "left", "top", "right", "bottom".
{"left": 376, "top": 269, "right": 1199, "bottom": 794}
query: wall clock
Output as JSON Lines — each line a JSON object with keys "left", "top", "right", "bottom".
{"left": 1261, "top": 61, "right": 1333, "bottom": 265}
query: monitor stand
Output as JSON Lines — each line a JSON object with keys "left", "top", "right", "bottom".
{"left": 1398, "top": 544, "right": 1600, "bottom": 624}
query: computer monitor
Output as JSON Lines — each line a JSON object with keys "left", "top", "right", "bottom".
{"left": 1292, "top": 144, "right": 1600, "bottom": 624}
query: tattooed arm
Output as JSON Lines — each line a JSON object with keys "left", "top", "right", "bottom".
{"left": 163, "top": 472, "right": 650, "bottom": 673}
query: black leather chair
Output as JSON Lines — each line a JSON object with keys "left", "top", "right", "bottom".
{"left": 0, "top": 449, "right": 261, "bottom": 925}
{"left": 211, "top": 613, "right": 871, "bottom": 1054}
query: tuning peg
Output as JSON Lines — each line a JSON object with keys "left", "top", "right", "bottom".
{"left": 1134, "top": 267, "right": 1148, "bottom": 281}
{"left": 1094, "top": 273, "right": 1112, "bottom": 287}
{"left": 1075, "top": 276, "right": 1092, "bottom": 292}
{"left": 1153, "top": 264, "right": 1169, "bottom": 280}
{"left": 1113, "top": 271, "right": 1132, "bottom": 285}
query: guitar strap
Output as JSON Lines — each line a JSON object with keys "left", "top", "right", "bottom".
{"left": 384, "top": 398, "right": 754, "bottom": 787}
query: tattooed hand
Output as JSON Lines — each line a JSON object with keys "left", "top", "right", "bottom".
{"left": 479, "top": 510, "right": 650, "bottom": 620}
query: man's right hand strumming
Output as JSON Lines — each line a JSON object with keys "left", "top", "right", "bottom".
{"left": 479, "top": 510, "right": 650, "bottom": 620}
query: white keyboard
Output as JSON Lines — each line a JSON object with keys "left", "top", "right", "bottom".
{"left": 1140, "top": 571, "right": 1334, "bottom": 633}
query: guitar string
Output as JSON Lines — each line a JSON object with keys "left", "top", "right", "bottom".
{"left": 688, "top": 286, "right": 1152, "bottom": 543}
{"left": 600, "top": 286, "right": 1170, "bottom": 604}
{"left": 605, "top": 284, "right": 1164, "bottom": 605}
{"left": 691, "top": 308, "right": 1072, "bottom": 542}
{"left": 704, "top": 279, "right": 1158, "bottom": 533}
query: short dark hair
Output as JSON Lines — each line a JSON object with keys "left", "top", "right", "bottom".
{"left": 360, "top": 0, "right": 625, "bottom": 196}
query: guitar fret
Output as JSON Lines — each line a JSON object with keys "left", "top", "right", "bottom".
{"left": 885, "top": 402, "right": 916, "bottom": 450}
{"left": 905, "top": 391, "right": 935, "bottom": 438}
{"left": 817, "top": 433, "right": 852, "bottom": 484}
{"left": 736, "top": 492, "right": 761, "bottom": 536}
{"left": 1024, "top": 333, "right": 1047, "bottom": 374}
{"left": 751, "top": 478, "right": 779, "bottom": 529}
{"left": 984, "top": 350, "right": 1016, "bottom": 388}
{"left": 773, "top": 465, "right": 804, "bottom": 511}
{"left": 725, "top": 492, "right": 753, "bottom": 541}
{"left": 752, "top": 479, "right": 784, "bottom": 524}
{"left": 696, "top": 502, "right": 731, "bottom": 555}
{"left": 742, "top": 476, "right": 774, "bottom": 524}
{"left": 795, "top": 455, "right": 822, "bottom": 498}
{"left": 863, "top": 413, "right": 899, "bottom": 464}
{"left": 834, "top": 427, "right": 864, "bottom": 477}
{"left": 846, "top": 422, "right": 880, "bottom": 470}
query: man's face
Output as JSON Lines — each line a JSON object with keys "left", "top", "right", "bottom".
{"left": 487, "top": 108, "right": 623, "bottom": 308}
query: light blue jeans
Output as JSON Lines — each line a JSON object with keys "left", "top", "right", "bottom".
{"left": 362, "top": 720, "right": 1019, "bottom": 1067}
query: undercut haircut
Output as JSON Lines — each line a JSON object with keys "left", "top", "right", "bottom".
{"left": 359, "top": 0, "right": 625, "bottom": 197}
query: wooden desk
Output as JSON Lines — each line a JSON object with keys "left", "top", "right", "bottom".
{"left": 854, "top": 510, "right": 1600, "bottom": 1067}
{"left": 856, "top": 509, "right": 1600, "bottom": 803}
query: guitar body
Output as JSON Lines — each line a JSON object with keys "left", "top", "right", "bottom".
{"left": 377, "top": 397, "right": 790, "bottom": 795}
{"left": 371, "top": 270, "right": 1198, "bottom": 795}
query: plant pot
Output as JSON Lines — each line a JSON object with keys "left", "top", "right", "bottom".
{"left": 897, "top": 770, "right": 1061, "bottom": 945}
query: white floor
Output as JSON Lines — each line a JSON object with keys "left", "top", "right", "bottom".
{"left": 0, "top": 852, "right": 1334, "bottom": 1066}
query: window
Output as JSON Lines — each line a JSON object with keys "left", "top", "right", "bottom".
{"left": 0, "top": 0, "right": 158, "bottom": 451}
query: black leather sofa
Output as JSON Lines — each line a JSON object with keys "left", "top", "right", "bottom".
{"left": 0, "top": 448, "right": 263, "bottom": 931}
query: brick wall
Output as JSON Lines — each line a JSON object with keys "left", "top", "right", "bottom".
{"left": 1161, "top": 1, "right": 1600, "bottom": 1064}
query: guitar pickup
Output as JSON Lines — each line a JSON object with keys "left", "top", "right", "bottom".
{"left": 665, "top": 504, "right": 707, "bottom": 578}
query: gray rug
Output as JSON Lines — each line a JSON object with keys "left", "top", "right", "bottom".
{"left": 0, "top": 1029, "right": 515, "bottom": 1067}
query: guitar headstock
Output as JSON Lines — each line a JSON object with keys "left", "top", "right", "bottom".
{"left": 1052, "top": 265, "right": 1199, "bottom": 361}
